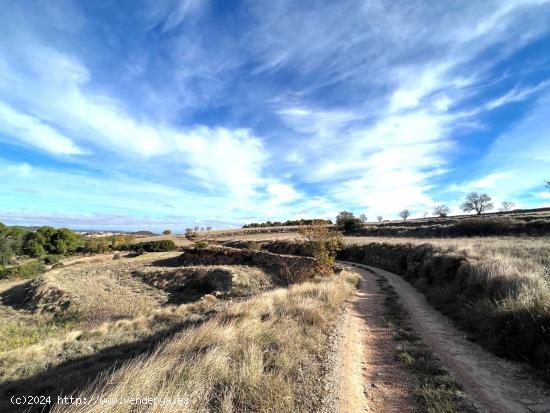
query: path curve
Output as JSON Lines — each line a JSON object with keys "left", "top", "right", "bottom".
{"left": 341, "top": 261, "right": 550, "bottom": 413}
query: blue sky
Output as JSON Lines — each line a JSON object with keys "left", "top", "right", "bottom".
{"left": 1, "top": 0, "right": 550, "bottom": 231}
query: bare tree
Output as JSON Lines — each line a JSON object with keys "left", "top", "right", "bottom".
{"left": 377, "top": 215, "right": 383, "bottom": 223}
{"left": 500, "top": 200, "right": 515, "bottom": 212}
{"left": 358, "top": 213, "right": 368, "bottom": 223}
{"left": 399, "top": 209, "right": 411, "bottom": 220}
{"left": 461, "top": 192, "right": 493, "bottom": 215}
{"left": 433, "top": 205, "right": 450, "bottom": 217}
{"left": 423, "top": 211, "right": 428, "bottom": 218}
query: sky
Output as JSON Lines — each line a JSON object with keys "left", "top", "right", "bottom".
{"left": 1, "top": 0, "right": 550, "bottom": 231}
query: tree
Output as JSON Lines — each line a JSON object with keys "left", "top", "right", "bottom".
{"left": 206, "top": 226, "right": 212, "bottom": 231}
{"left": 0, "top": 235, "right": 13, "bottom": 266}
{"left": 377, "top": 216, "right": 383, "bottom": 223}
{"left": 163, "top": 229, "right": 172, "bottom": 235}
{"left": 546, "top": 180, "right": 550, "bottom": 191}
{"left": 22, "top": 231, "right": 47, "bottom": 257}
{"left": 299, "top": 221, "right": 343, "bottom": 275}
{"left": 461, "top": 192, "right": 493, "bottom": 215}
{"left": 185, "top": 228, "right": 197, "bottom": 240}
{"left": 358, "top": 213, "right": 368, "bottom": 223}
{"left": 335, "top": 211, "right": 363, "bottom": 233}
{"left": 49, "top": 228, "right": 80, "bottom": 255}
{"left": 500, "top": 201, "right": 515, "bottom": 212}
{"left": 433, "top": 205, "right": 450, "bottom": 218}
{"left": 423, "top": 211, "right": 428, "bottom": 218}
{"left": 399, "top": 209, "right": 411, "bottom": 220}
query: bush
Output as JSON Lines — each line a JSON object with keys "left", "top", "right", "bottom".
{"left": 0, "top": 235, "right": 13, "bottom": 266}
{"left": 0, "top": 260, "right": 46, "bottom": 279}
{"left": 22, "top": 227, "right": 81, "bottom": 257}
{"left": 128, "top": 240, "right": 177, "bottom": 254}
{"left": 43, "top": 255, "right": 62, "bottom": 265}
{"left": 195, "top": 240, "right": 209, "bottom": 249}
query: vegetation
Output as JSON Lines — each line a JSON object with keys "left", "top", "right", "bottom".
{"left": 500, "top": 200, "right": 515, "bottom": 211}
{"left": 127, "top": 239, "right": 177, "bottom": 255}
{"left": 339, "top": 236, "right": 550, "bottom": 380}
{"left": 53, "top": 273, "right": 358, "bottom": 413}
{"left": 461, "top": 192, "right": 493, "bottom": 215}
{"left": 399, "top": 209, "right": 411, "bottom": 220}
{"left": 432, "top": 205, "right": 449, "bottom": 217}
{"left": 298, "top": 221, "right": 343, "bottom": 275}
{"left": 163, "top": 229, "right": 172, "bottom": 235}
{"left": 20, "top": 226, "right": 81, "bottom": 257}
{"left": 0, "top": 259, "right": 45, "bottom": 279}
{"left": 185, "top": 228, "right": 197, "bottom": 239}
{"left": 243, "top": 218, "right": 332, "bottom": 228}
{"left": 377, "top": 215, "right": 383, "bottom": 222}
{"left": 335, "top": 211, "right": 363, "bottom": 233}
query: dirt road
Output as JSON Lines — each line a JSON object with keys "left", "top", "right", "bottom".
{"left": 337, "top": 264, "right": 420, "bottom": 412}
{"left": 340, "top": 262, "right": 550, "bottom": 413}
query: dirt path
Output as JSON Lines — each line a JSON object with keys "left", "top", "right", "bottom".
{"left": 342, "top": 262, "right": 550, "bottom": 413}
{"left": 337, "top": 265, "right": 420, "bottom": 413}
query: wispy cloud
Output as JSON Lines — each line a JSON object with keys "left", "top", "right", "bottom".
{"left": 1, "top": 0, "right": 549, "bottom": 228}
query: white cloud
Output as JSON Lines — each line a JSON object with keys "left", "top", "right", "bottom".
{"left": 0, "top": 101, "right": 85, "bottom": 155}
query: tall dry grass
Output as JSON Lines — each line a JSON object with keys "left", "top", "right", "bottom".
{"left": 341, "top": 236, "right": 550, "bottom": 377}
{"left": 54, "top": 273, "right": 358, "bottom": 413}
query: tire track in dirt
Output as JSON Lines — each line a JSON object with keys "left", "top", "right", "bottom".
{"left": 337, "top": 264, "right": 420, "bottom": 413}
{"left": 342, "top": 262, "right": 550, "bottom": 413}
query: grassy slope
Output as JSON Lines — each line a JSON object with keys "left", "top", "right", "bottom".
{"left": 54, "top": 273, "right": 359, "bottom": 413}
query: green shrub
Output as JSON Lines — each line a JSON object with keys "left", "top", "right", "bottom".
{"left": 22, "top": 227, "right": 81, "bottom": 257}
{"left": 129, "top": 240, "right": 177, "bottom": 254}
{"left": 195, "top": 240, "right": 209, "bottom": 249}
{"left": 0, "top": 235, "right": 13, "bottom": 266}
{"left": 0, "top": 260, "right": 46, "bottom": 279}
{"left": 43, "top": 255, "right": 62, "bottom": 265}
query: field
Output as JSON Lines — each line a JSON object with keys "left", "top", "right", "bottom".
{"left": 2, "top": 212, "right": 550, "bottom": 412}
{"left": 0, "top": 242, "right": 359, "bottom": 412}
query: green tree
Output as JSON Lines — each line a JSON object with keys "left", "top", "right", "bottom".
{"left": 49, "top": 228, "right": 80, "bottom": 254}
{"left": 22, "top": 232, "right": 47, "bottom": 257}
{"left": 0, "top": 235, "right": 13, "bottom": 266}
{"left": 335, "top": 211, "right": 363, "bottom": 233}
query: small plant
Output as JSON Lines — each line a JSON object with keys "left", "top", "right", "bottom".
{"left": 113, "top": 253, "right": 121, "bottom": 260}
{"left": 195, "top": 240, "right": 209, "bottom": 249}
{"left": 43, "top": 255, "right": 62, "bottom": 265}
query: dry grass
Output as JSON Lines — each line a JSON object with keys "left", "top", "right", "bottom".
{"left": 53, "top": 272, "right": 358, "bottom": 413}
{"left": 340, "top": 236, "right": 550, "bottom": 377}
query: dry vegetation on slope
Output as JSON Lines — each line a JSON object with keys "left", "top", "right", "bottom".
{"left": 53, "top": 273, "right": 359, "bottom": 413}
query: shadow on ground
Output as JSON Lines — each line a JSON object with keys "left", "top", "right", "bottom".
{"left": 0, "top": 319, "right": 202, "bottom": 413}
